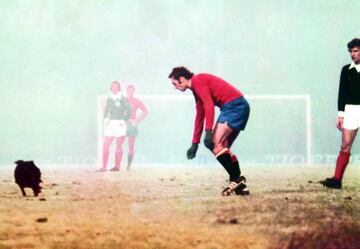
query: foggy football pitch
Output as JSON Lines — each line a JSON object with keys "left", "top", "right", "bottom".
{"left": 0, "top": 164, "right": 360, "bottom": 248}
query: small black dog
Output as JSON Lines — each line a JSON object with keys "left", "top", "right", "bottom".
{"left": 14, "top": 160, "right": 42, "bottom": 196}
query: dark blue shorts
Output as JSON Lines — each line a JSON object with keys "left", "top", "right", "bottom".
{"left": 217, "top": 97, "right": 250, "bottom": 130}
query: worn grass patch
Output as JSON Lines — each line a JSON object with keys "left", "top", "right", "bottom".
{"left": 0, "top": 164, "right": 359, "bottom": 248}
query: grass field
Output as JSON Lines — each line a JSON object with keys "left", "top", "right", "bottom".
{"left": 1, "top": 164, "right": 360, "bottom": 249}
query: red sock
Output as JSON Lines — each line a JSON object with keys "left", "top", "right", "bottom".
{"left": 334, "top": 151, "right": 350, "bottom": 181}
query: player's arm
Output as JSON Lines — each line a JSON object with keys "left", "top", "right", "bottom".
{"left": 187, "top": 98, "right": 204, "bottom": 159}
{"left": 192, "top": 98, "right": 205, "bottom": 144}
{"left": 135, "top": 100, "right": 148, "bottom": 124}
{"left": 337, "top": 67, "right": 348, "bottom": 130}
{"left": 196, "top": 85, "right": 215, "bottom": 149}
{"left": 196, "top": 84, "right": 215, "bottom": 132}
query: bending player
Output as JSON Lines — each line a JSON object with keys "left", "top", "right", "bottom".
{"left": 98, "top": 81, "right": 131, "bottom": 172}
{"left": 321, "top": 38, "right": 360, "bottom": 189}
{"left": 125, "top": 84, "right": 148, "bottom": 170}
{"left": 168, "top": 66, "right": 250, "bottom": 196}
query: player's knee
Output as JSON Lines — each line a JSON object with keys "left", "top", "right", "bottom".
{"left": 341, "top": 141, "right": 353, "bottom": 152}
{"left": 341, "top": 144, "right": 351, "bottom": 153}
{"left": 212, "top": 144, "right": 225, "bottom": 156}
{"left": 115, "top": 147, "right": 123, "bottom": 153}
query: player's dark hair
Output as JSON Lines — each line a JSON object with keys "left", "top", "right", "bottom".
{"left": 347, "top": 38, "right": 360, "bottom": 49}
{"left": 168, "top": 66, "right": 194, "bottom": 80}
{"left": 127, "top": 84, "right": 135, "bottom": 90}
{"left": 110, "top": 81, "right": 121, "bottom": 91}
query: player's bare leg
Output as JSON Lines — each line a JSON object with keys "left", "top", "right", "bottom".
{"left": 99, "top": 136, "right": 114, "bottom": 172}
{"left": 211, "top": 122, "right": 249, "bottom": 196}
{"left": 111, "top": 136, "right": 126, "bottom": 171}
{"left": 227, "top": 129, "right": 240, "bottom": 148}
{"left": 341, "top": 128, "right": 358, "bottom": 152}
{"left": 127, "top": 136, "right": 136, "bottom": 170}
{"left": 321, "top": 128, "right": 357, "bottom": 188}
{"left": 212, "top": 122, "right": 233, "bottom": 155}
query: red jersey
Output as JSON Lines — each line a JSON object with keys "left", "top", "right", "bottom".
{"left": 191, "top": 73, "right": 243, "bottom": 144}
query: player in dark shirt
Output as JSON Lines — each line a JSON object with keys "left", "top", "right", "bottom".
{"left": 97, "top": 81, "right": 131, "bottom": 172}
{"left": 321, "top": 38, "right": 360, "bottom": 189}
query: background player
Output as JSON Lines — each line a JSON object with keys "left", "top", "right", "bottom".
{"left": 168, "top": 66, "right": 250, "bottom": 196}
{"left": 97, "top": 81, "right": 131, "bottom": 172}
{"left": 125, "top": 84, "right": 148, "bottom": 170}
{"left": 321, "top": 38, "right": 360, "bottom": 189}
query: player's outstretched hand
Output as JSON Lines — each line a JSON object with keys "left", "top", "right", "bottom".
{"left": 187, "top": 143, "right": 199, "bottom": 159}
{"left": 204, "top": 130, "right": 214, "bottom": 150}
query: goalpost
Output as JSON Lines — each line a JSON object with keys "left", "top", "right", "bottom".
{"left": 97, "top": 94, "right": 312, "bottom": 166}
{"left": 248, "top": 94, "right": 312, "bottom": 165}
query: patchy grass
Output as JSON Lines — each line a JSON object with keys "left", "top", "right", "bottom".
{"left": 0, "top": 164, "right": 359, "bottom": 248}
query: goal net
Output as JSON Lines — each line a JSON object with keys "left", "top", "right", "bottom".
{"left": 97, "top": 94, "right": 312, "bottom": 166}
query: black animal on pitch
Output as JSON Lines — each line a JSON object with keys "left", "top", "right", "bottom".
{"left": 14, "top": 160, "right": 42, "bottom": 196}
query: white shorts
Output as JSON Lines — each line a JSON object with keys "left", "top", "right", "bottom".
{"left": 104, "top": 120, "right": 127, "bottom": 137}
{"left": 343, "top": 105, "right": 360, "bottom": 130}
